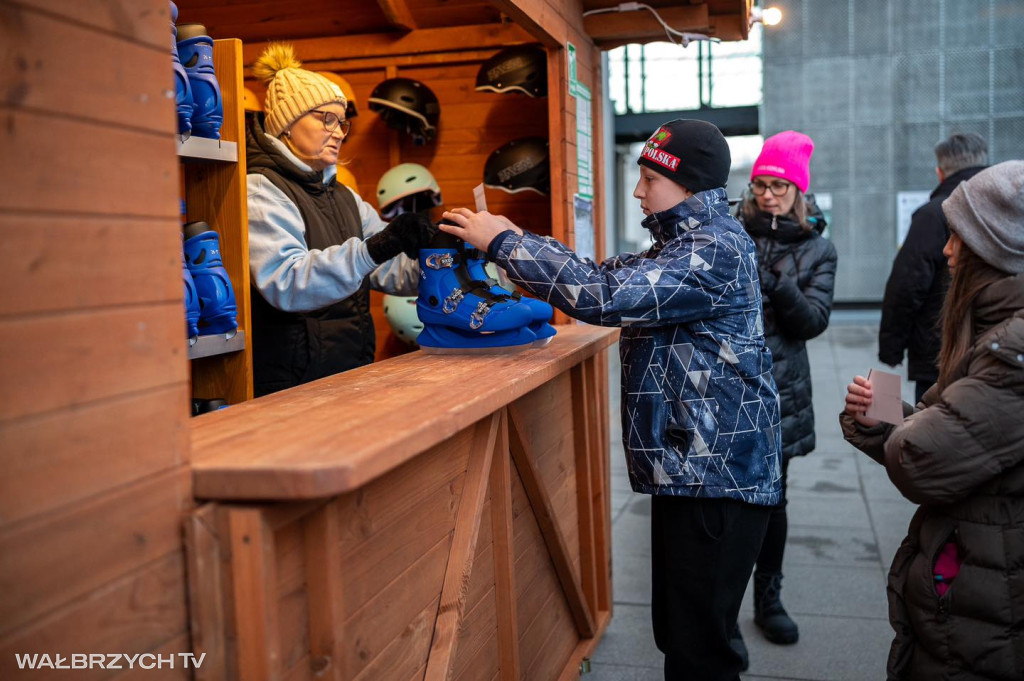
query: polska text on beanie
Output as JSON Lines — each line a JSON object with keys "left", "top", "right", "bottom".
{"left": 941, "top": 160, "right": 1024, "bottom": 274}
{"left": 252, "top": 43, "right": 346, "bottom": 138}
{"left": 750, "top": 131, "right": 814, "bottom": 193}
{"left": 637, "top": 119, "right": 731, "bottom": 193}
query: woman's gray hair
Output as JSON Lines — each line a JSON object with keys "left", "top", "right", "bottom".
{"left": 934, "top": 132, "right": 988, "bottom": 177}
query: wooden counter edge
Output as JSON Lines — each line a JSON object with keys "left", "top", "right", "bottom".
{"left": 191, "top": 325, "right": 618, "bottom": 501}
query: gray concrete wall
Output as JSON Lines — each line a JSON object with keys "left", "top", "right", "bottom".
{"left": 762, "top": 0, "right": 1024, "bottom": 302}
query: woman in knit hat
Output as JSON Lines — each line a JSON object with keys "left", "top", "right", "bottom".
{"left": 841, "top": 160, "right": 1024, "bottom": 680}
{"left": 246, "top": 43, "right": 434, "bottom": 396}
{"left": 732, "top": 131, "right": 838, "bottom": 662}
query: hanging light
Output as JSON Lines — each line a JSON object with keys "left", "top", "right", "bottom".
{"left": 750, "top": 6, "right": 783, "bottom": 28}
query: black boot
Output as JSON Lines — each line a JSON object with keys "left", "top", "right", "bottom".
{"left": 729, "top": 622, "right": 749, "bottom": 671}
{"left": 754, "top": 571, "right": 799, "bottom": 644}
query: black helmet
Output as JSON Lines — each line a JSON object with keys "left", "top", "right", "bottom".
{"left": 475, "top": 46, "right": 547, "bottom": 97}
{"left": 484, "top": 137, "right": 550, "bottom": 195}
{"left": 367, "top": 78, "right": 439, "bottom": 144}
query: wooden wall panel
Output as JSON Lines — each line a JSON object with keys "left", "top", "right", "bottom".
{"left": 0, "top": 7, "right": 176, "bottom": 133}
{"left": 0, "top": 0, "right": 192, "bottom": 672}
{"left": 0, "top": 385, "right": 189, "bottom": 526}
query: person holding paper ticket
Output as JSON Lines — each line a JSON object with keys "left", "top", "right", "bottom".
{"left": 841, "top": 161, "right": 1024, "bottom": 681}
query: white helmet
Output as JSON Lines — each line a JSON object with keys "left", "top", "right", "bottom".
{"left": 376, "top": 163, "right": 442, "bottom": 219}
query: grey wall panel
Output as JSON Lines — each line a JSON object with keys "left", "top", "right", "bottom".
{"left": 852, "top": 126, "right": 892, "bottom": 193}
{"left": 894, "top": 0, "right": 941, "bottom": 52}
{"left": 892, "top": 122, "right": 942, "bottom": 190}
{"left": 993, "top": 48, "right": 1024, "bottom": 116}
{"left": 894, "top": 54, "right": 942, "bottom": 121}
{"left": 852, "top": 0, "right": 891, "bottom": 56}
{"left": 805, "top": 0, "right": 851, "bottom": 58}
{"left": 853, "top": 56, "right": 894, "bottom": 124}
{"left": 945, "top": 50, "right": 991, "bottom": 120}
{"left": 803, "top": 59, "right": 851, "bottom": 125}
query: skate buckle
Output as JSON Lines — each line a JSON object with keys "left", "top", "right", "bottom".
{"left": 425, "top": 253, "right": 455, "bottom": 269}
{"left": 469, "top": 301, "right": 492, "bottom": 329}
{"left": 443, "top": 288, "right": 464, "bottom": 313}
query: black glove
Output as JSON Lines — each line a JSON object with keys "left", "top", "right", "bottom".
{"left": 364, "top": 212, "right": 437, "bottom": 263}
{"left": 757, "top": 264, "right": 778, "bottom": 293}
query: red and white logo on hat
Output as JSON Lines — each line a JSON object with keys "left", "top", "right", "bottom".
{"left": 641, "top": 126, "right": 681, "bottom": 171}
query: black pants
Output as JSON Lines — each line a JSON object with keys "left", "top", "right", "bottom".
{"left": 651, "top": 495, "right": 772, "bottom": 681}
{"left": 914, "top": 380, "right": 932, "bottom": 404}
{"left": 755, "top": 457, "right": 790, "bottom": 575}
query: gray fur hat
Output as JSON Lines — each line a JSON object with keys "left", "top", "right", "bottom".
{"left": 942, "top": 160, "right": 1024, "bottom": 273}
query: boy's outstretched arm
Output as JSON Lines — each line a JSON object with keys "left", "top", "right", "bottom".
{"left": 441, "top": 208, "right": 736, "bottom": 327}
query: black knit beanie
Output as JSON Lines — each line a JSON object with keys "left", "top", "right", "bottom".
{"left": 636, "top": 119, "right": 731, "bottom": 193}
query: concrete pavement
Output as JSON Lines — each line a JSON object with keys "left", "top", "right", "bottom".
{"left": 588, "top": 312, "right": 918, "bottom": 681}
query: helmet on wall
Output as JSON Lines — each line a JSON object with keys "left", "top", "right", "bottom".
{"left": 383, "top": 295, "right": 423, "bottom": 346}
{"left": 475, "top": 46, "right": 547, "bottom": 97}
{"left": 242, "top": 86, "right": 263, "bottom": 112}
{"left": 483, "top": 137, "right": 550, "bottom": 195}
{"left": 368, "top": 78, "right": 439, "bottom": 145}
{"left": 316, "top": 72, "right": 359, "bottom": 119}
{"left": 376, "top": 163, "right": 442, "bottom": 219}
{"left": 335, "top": 164, "right": 359, "bottom": 191}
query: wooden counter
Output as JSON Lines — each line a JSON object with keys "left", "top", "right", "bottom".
{"left": 186, "top": 325, "right": 618, "bottom": 681}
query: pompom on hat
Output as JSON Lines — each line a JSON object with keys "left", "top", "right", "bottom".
{"left": 750, "top": 131, "right": 814, "bottom": 193}
{"left": 252, "top": 43, "right": 346, "bottom": 137}
{"left": 942, "top": 160, "right": 1024, "bottom": 274}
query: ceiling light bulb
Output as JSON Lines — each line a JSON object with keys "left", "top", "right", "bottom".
{"left": 762, "top": 7, "right": 783, "bottom": 26}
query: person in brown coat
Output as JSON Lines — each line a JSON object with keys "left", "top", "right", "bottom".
{"left": 841, "top": 160, "right": 1024, "bottom": 680}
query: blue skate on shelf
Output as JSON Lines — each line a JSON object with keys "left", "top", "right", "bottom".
{"left": 182, "top": 234, "right": 200, "bottom": 340}
{"left": 417, "top": 232, "right": 536, "bottom": 354}
{"left": 183, "top": 222, "right": 237, "bottom": 335}
{"left": 176, "top": 24, "right": 222, "bottom": 139}
{"left": 169, "top": 2, "right": 193, "bottom": 136}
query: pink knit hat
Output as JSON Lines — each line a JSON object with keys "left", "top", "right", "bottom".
{"left": 750, "top": 131, "right": 814, "bottom": 193}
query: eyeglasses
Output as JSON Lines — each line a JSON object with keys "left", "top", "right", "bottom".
{"left": 749, "top": 179, "right": 793, "bottom": 197}
{"left": 309, "top": 109, "right": 351, "bottom": 136}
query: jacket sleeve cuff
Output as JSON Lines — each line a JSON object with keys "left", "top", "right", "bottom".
{"left": 487, "top": 230, "right": 516, "bottom": 261}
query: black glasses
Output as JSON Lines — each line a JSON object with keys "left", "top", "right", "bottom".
{"left": 309, "top": 109, "right": 351, "bottom": 136}
{"left": 749, "top": 179, "right": 792, "bottom": 197}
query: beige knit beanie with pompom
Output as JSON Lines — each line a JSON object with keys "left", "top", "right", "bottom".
{"left": 252, "top": 43, "right": 346, "bottom": 137}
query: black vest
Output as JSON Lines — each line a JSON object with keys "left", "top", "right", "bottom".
{"left": 246, "top": 114, "right": 375, "bottom": 397}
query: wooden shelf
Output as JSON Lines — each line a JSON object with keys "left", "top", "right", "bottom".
{"left": 177, "top": 135, "right": 238, "bottom": 162}
{"left": 188, "top": 329, "right": 246, "bottom": 360}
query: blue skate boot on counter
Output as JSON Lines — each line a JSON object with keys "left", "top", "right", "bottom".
{"left": 183, "top": 222, "right": 237, "bottom": 335}
{"left": 182, "top": 234, "right": 201, "bottom": 340}
{"left": 460, "top": 243, "right": 557, "bottom": 347}
{"left": 176, "top": 24, "right": 222, "bottom": 139}
{"left": 417, "top": 232, "right": 536, "bottom": 354}
{"left": 169, "top": 2, "right": 193, "bottom": 136}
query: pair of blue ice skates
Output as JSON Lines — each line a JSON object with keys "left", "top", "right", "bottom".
{"left": 170, "top": 2, "right": 222, "bottom": 138}
{"left": 182, "top": 222, "right": 237, "bottom": 340}
{"left": 417, "top": 231, "right": 556, "bottom": 353}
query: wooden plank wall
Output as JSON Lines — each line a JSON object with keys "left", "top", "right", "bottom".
{"left": 0, "top": 0, "right": 193, "bottom": 678}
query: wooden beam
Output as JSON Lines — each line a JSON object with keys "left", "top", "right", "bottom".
{"left": 227, "top": 508, "right": 282, "bottom": 681}
{"left": 583, "top": 5, "right": 709, "bottom": 43}
{"left": 184, "top": 505, "right": 228, "bottom": 681}
{"left": 424, "top": 413, "right": 501, "bottom": 681}
{"left": 304, "top": 503, "right": 346, "bottom": 681}
{"left": 242, "top": 24, "right": 534, "bottom": 66}
{"left": 489, "top": 409, "right": 521, "bottom": 680}
{"left": 570, "top": 363, "right": 600, "bottom": 619}
{"left": 507, "top": 405, "right": 596, "bottom": 637}
{"left": 376, "top": 0, "right": 417, "bottom": 31}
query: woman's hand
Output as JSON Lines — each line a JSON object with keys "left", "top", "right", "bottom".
{"left": 441, "top": 208, "right": 523, "bottom": 252}
{"left": 844, "top": 375, "right": 880, "bottom": 427}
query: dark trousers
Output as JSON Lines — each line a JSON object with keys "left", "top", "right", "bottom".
{"left": 914, "top": 380, "right": 932, "bottom": 404}
{"left": 651, "top": 495, "right": 772, "bottom": 681}
{"left": 755, "top": 458, "right": 790, "bottom": 575}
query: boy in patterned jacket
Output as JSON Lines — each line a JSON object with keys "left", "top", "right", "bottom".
{"left": 442, "top": 119, "right": 782, "bottom": 680}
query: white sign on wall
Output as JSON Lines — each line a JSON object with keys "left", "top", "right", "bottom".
{"left": 896, "top": 191, "right": 931, "bottom": 248}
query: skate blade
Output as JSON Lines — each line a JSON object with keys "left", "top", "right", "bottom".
{"left": 419, "top": 343, "right": 535, "bottom": 355}
{"left": 531, "top": 336, "right": 554, "bottom": 347}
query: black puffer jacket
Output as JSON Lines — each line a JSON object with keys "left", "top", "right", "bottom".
{"left": 841, "top": 274, "right": 1024, "bottom": 681}
{"left": 879, "top": 167, "right": 987, "bottom": 383}
{"left": 740, "top": 202, "right": 837, "bottom": 460}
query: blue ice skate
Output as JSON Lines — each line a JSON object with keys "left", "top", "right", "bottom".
{"left": 176, "top": 24, "right": 222, "bottom": 139}
{"left": 183, "top": 222, "right": 237, "bottom": 335}
{"left": 417, "top": 233, "right": 535, "bottom": 354}
{"left": 169, "top": 2, "right": 193, "bottom": 135}
{"left": 182, "top": 234, "right": 200, "bottom": 340}
{"left": 460, "top": 243, "right": 557, "bottom": 347}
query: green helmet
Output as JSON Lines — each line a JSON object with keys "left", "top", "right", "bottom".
{"left": 376, "top": 163, "right": 442, "bottom": 219}
{"left": 382, "top": 295, "right": 423, "bottom": 345}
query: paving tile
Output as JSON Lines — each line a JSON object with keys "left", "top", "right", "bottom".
{"left": 737, "top": 563, "right": 888, "bottom": 619}
{"left": 590, "top": 603, "right": 661, "bottom": 669}
{"left": 787, "top": 493, "right": 872, "bottom": 529}
{"left": 612, "top": 552, "right": 652, "bottom": 605}
{"left": 611, "top": 495, "right": 651, "bottom": 558}
{"left": 783, "top": 525, "right": 881, "bottom": 568}
{"left": 587, "top": 662, "right": 662, "bottom": 680}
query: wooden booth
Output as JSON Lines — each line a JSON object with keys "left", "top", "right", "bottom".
{"left": 0, "top": 1, "right": 752, "bottom": 679}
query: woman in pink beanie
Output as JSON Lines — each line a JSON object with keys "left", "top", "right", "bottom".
{"left": 730, "top": 131, "right": 838, "bottom": 666}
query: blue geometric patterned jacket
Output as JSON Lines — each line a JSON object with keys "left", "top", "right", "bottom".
{"left": 492, "top": 188, "right": 782, "bottom": 505}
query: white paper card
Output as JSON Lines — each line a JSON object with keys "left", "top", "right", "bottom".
{"left": 473, "top": 183, "right": 487, "bottom": 212}
{"left": 865, "top": 368, "right": 903, "bottom": 426}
